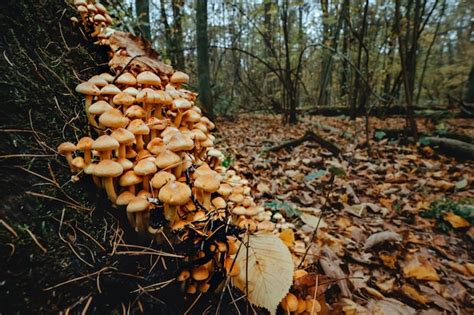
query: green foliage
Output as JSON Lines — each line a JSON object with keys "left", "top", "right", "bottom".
{"left": 421, "top": 198, "right": 474, "bottom": 233}
{"left": 264, "top": 200, "right": 301, "bottom": 218}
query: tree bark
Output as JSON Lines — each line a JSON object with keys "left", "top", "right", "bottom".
{"left": 196, "top": 0, "right": 213, "bottom": 118}
{"left": 172, "top": 0, "right": 185, "bottom": 70}
{"left": 136, "top": 0, "right": 151, "bottom": 41}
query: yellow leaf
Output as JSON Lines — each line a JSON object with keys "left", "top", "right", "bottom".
{"left": 279, "top": 229, "right": 295, "bottom": 247}
{"left": 402, "top": 284, "right": 428, "bottom": 304}
{"left": 403, "top": 254, "right": 440, "bottom": 281}
{"left": 232, "top": 233, "right": 294, "bottom": 315}
{"left": 444, "top": 212, "right": 470, "bottom": 228}
{"left": 379, "top": 253, "right": 397, "bottom": 269}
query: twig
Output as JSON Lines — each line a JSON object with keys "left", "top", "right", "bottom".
{"left": 24, "top": 227, "right": 47, "bottom": 253}
{"left": 81, "top": 296, "right": 93, "bottom": 315}
{"left": 44, "top": 267, "right": 114, "bottom": 291}
{"left": 266, "top": 130, "right": 341, "bottom": 155}
{"left": 0, "top": 219, "right": 18, "bottom": 238}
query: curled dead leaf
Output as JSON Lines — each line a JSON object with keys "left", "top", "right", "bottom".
{"left": 364, "top": 231, "right": 402, "bottom": 250}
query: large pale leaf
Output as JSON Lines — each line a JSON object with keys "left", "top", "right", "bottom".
{"left": 232, "top": 233, "right": 294, "bottom": 314}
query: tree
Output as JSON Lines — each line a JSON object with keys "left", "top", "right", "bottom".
{"left": 196, "top": 0, "right": 214, "bottom": 118}
{"left": 136, "top": 0, "right": 151, "bottom": 41}
{"left": 172, "top": 0, "right": 185, "bottom": 70}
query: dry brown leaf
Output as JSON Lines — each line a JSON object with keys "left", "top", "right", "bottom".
{"left": 320, "top": 247, "right": 352, "bottom": 298}
{"left": 379, "top": 253, "right": 398, "bottom": 269}
{"left": 443, "top": 212, "right": 470, "bottom": 228}
{"left": 367, "top": 298, "right": 416, "bottom": 315}
{"left": 402, "top": 284, "right": 428, "bottom": 304}
{"left": 279, "top": 229, "right": 295, "bottom": 247}
{"left": 403, "top": 254, "right": 440, "bottom": 281}
{"left": 364, "top": 231, "right": 402, "bottom": 250}
{"left": 232, "top": 233, "right": 294, "bottom": 315}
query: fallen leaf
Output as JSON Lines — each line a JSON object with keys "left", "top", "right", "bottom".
{"left": 319, "top": 247, "right": 351, "bottom": 298}
{"left": 279, "top": 229, "right": 295, "bottom": 247}
{"left": 364, "top": 231, "right": 402, "bottom": 250}
{"left": 232, "top": 233, "right": 294, "bottom": 315}
{"left": 443, "top": 212, "right": 470, "bottom": 228}
{"left": 402, "top": 284, "right": 428, "bottom": 304}
{"left": 403, "top": 254, "right": 440, "bottom": 281}
{"left": 300, "top": 212, "right": 327, "bottom": 229}
{"left": 257, "top": 182, "right": 270, "bottom": 193}
{"left": 455, "top": 178, "right": 468, "bottom": 190}
{"left": 367, "top": 298, "right": 416, "bottom": 315}
{"left": 379, "top": 253, "right": 398, "bottom": 269}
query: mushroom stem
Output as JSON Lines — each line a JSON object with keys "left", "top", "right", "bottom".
{"left": 154, "top": 104, "right": 163, "bottom": 119}
{"left": 103, "top": 177, "right": 118, "bottom": 203}
{"left": 128, "top": 185, "right": 136, "bottom": 194}
{"left": 163, "top": 204, "right": 177, "bottom": 222}
{"left": 101, "top": 150, "right": 112, "bottom": 160}
{"left": 174, "top": 110, "right": 183, "bottom": 127}
{"left": 150, "top": 129, "right": 158, "bottom": 139}
{"left": 85, "top": 95, "right": 100, "bottom": 128}
{"left": 118, "top": 144, "right": 126, "bottom": 159}
{"left": 64, "top": 153, "right": 75, "bottom": 172}
{"left": 127, "top": 212, "right": 135, "bottom": 229}
{"left": 175, "top": 153, "right": 185, "bottom": 178}
{"left": 144, "top": 103, "right": 152, "bottom": 119}
{"left": 83, "top": 149, "right": 92, "bottom": 164}
{"left": 202, "top": 192, "right": 211, "bottom": 210}
{"left": 135, "top": 212, "right": 146, "bottom": 233}
{"left": 136, "top": 135, "right": 145, "bottom": 151}
{"left": 143, "top": 175, "right": 151, "bottom": 192}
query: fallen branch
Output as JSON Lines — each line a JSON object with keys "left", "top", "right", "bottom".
{"left": 267, "top": 130, "right": 341, "bottom": 155}
{"left": 423, "top": 137, "right": 474, "bottom": 160}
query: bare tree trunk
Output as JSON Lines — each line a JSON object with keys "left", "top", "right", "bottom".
{"left": 172, "top": 0, "right": 185, "bottom": 70}
{"left": 159, "top": 0, "right": 173, "bottom": 59}
{"left": 136, "top": 0, "right": 151, "bottom": 41}
{"left": 196, "top": 0, "right": 213, "bottom": 118}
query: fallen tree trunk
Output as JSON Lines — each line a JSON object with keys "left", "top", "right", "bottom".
{"left": 303, "top": 105, "right": 458, "bottom": 118}
{"left": 267, "top": 131, "right": 341, "bottom": 155}
{"left": 374, "top": 129, "right": 474, "bottom": 144}
{"left": 424, "top": 137, "right": 474, "bottom": 160}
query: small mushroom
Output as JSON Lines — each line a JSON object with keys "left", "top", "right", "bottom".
{"left": 58, "top": 142, "right": 77, "bottom": 172}
{"left": 93, "top": 159, "right": 123, "bottom": 203}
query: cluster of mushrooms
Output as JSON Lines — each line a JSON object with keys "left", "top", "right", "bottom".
{"left": 71, "top": 0, "right": 112, "bottom": 37}
{"left": 59, "top": 0, "right": 286, "bottom": 296}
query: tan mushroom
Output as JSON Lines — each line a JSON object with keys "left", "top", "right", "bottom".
{"left": 93, "top": 159, "right": 123, "bottom": 203}
{"left": 58, "top": 142, "right": 77, "bottom": 172}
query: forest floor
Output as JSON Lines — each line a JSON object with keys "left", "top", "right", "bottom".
{"left": 216, "top": 114, "right": 474, "bottom": 314}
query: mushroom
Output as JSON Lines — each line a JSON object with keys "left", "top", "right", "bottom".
{"left": 89, "top": 100, "right": 113, "bottom": 126}
{"left": 167, "top": 132, "right": 194, "bottom": 177}
{"left": 93, "top": 159, "right": 123, "bottom": 203}
{"left": 170, "top": 71, "right": 189, "bottom": 89}
{"left": 158, "top": 181, "right": 191, "bottom": 223}
{"left": 134, "top": 159, "right": 157, "bottom": 192}
{"left": 125, "top": 105, "right": 146, "bottom": 119}
{"left": 112, "top": 91, "right": 135, "bottom": 113}
{"left": 119, "top": 170, "right": 143, "bottom": 194}
{"left": 126, "top": 196, "right": 150, "bottom": 233}
{"left": 147, "top": 137, "right": 166, "bottom": 155}
{"left": 146, "top": 117, "right": 167, "bottom": 139}
{"left": 98, "top": 108, "right": 129, "bottom": 130}
{"left": 76, "top": 137, "right": 94, "bottom": 164}
{"left": 127, "top": 119, "right": 150, "bottom": 151}
{"left": 155, "top": 150, "right": 181, "bottom": 172}
{"left": 58, "top": 142, "right": 77, "bottom": 172}
{"left": 171, "top": 98, "right": 192, "bottom": 127}
{"left": 115, "top": 72, "right": 136, "bottom": 86}
{"left": 194, "top": 173, "right": 220, "bottom": 209}
{"left": 91, "top": 135, "right": 119, "bottom": 160}
{"left": 75, "top": 82, "right": 100, "bottom": 127}
{"left": 151, "top": 171, "right": 176, "bottom": 192}
{"left": 100, "top": 84, "right": 121, "bottom": 105}
{"left": 137, "top": 71, "right": 162, "bottom": 89}
{"left": 111, "top": 128, "right": 135, "bottom": 158}
{"left": 116, "top": 191, "right": 135, "bottom": 207}
{"left": 136, "top": 88, "right": 160, "bottom": 119}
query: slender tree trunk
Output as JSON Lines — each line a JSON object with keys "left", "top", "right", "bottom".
{"left": 340, "top": 0, "right": 351, "bottom": 106}
{"left": 172, "top": 0, "right": 185, "bottom": 70}
{"left": 196, "top": 0, "right": 213, "bottom": 118}
{"left": 136, "top": 0, "right": 151, "bottom": 41}
{"left": 160, "top": 0, "right": 173, "bottom": 60}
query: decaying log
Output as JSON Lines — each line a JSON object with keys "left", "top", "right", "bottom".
{"left": 424, "top": 137, "right": 474, "bottom": 160}
{"left": 267, "top": 130, "right": 341, "bottom": 155}
{"left": 374, "top": 129, "right": 474, "bottom": 144}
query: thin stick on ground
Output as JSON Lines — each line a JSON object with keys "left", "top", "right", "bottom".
{"left": 0, "top": 219, "right": 19, "bottom": 238}
{"left": 24, "top": 227, "right": 47, "bottom": 253}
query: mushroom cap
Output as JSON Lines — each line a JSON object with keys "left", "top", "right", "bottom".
{"left": 146, "top": 117, "right": 167, "bottom": 130}
{"left": 99, "top": 108, "right": 129, "bottom": 128}
{"left": 93, "top": 160, "right": 123, "bottom": 177}
{"left": 200, "top": 117, "right": 215, "bottom": 130}
{"left": 76, "top": 137, "right": 94, "bottom": 151}
{"left": 84, "top": 163, "right": 96, "bottom": 175}
{"left": 74, "top": 0, "right": 87, "bottom": 6}
{"left": 134, "top": 159, "right": 157, "bottom": 176}
{"left": 137, "top": 71, "right": 162, "bottom": 86}
{"left": 88, "top": 75, "right": 108, "bottom": 87}
{"left": 116, "top": 191, "right": 135, "bottom": 206}
{"left": 116, "top": 158, "right": 134, "bottom": 170}
{"left": 136, "top": 88, "right": 160, "bottom": 103}
{"left": 99, "top": 73, "right": 114, "bottom": 82}
{"left": 167, "top": 132, "right": 194, "bottom": 152}
{"left": 127, "top": 197, "right": 150, "bottom": 213}
{"left": 232, "top": 206, "right": 247, "bottom": 216}
{"left": 125, "top": 105, "right": 146, "bottom": 119}
{"left": 119, "top": 170, "right": 143, "bottom": 186}
{"left": 172, "top": 98, "right": 192, "bottom": 111}
{"left": 89, "top": 100, "right": 113, "bottom": 115}
{"left": 194, "top": 173, "right": 220, "bottom": 193}
{"left": 92, "top": 135, "right": 119, "bottom": 151}
{"left": 200, "top": 137, "right": 214, "bottom": 148}
{"left": 100, "top": 84, "right": 121, "bottom": 95}
{"left": 229, "top": 193, "right": 244, "bottom": 204}
{"left": 71, "top": 156, "right": 85, "bottom": 169}
{"left": 95, "top": 2, "right": 107, "bottom": 13}
{"left": 147, "top": 138, "right": 166, "bottom": 155}
{"left": 191, "top": 129, "right": 207, "bottom": 141}
{"left": 159, "top": 181, "right": 191, "bottom": 206}
{"left": 217, "top": 183, "right": 232, "bottom": 197}
{"left": 193, "top": 164, "right": 214, "bottom": 178}
{"left": 111, "top": 128, "right": 135, "bottom": 145}
{"left": 161, "top": 126, "right": 179, "bottom": 143}
{"left": 158, "top": 90, "right": 173, "bottom": 106}
{"left": 155, "top": 150, "right": 180, "bottom": 169}
{"left": 115, "top": 72, "right": 136, "bottom": 86}
{"left": 212, "top": 197, "right": 227, "bottom": 209}
{"left": 170, "top": 71, "right": 189, "bottom": 85}
{"left": 122, "top": 87, "right": 140, "bottom": 96}
{"left": 136, "top": 149, "right": 153, "bottom": 161}
{"left": 86, "top": 3, "right": 97, "bottom": 13}
{"left": 77, "top": 5, "right": 88, "bottom": 14}
{"left": 126, "top": 147, "right": 137, "bottom": 159}
{"left": 94, "top": 13, "right": 106, "bottom": 23}
{"left": 151, "top": 171, "right": 176, "bottom": 189}
{"left": 113, "top": 92, "right": 135, "bottom": 106}
{"left": 127, "top": 119, "right": 150, "bottom": 135}
{"left": 58, "top": 142, "right": 76, "bottom": 153}
{"left": 191, "top": 265, "right": 209, "bottom": 281}
{"left": 207, "top": 149, "right": 223, "bottom": 158}
{"left": 75, "top": 82, "right": 100, "bottom": 96}
{"left": 193, "top": 122, "right": 208, "bottom": 133}
{"left": 182, "top": 110, "right": 201, "bottom": 123}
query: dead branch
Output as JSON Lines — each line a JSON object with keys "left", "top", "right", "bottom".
{"left": 267, "top": 130, "right": 341, "bottom": 155}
